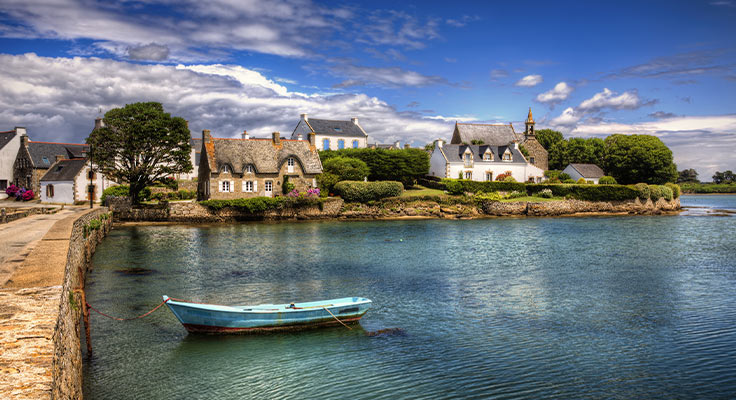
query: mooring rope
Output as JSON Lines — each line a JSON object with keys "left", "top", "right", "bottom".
{"left": 323, "top": 306, "right": 352, "bottom": 330}
{"left": 86, "top": 298, "right": 170, "bottom": 321}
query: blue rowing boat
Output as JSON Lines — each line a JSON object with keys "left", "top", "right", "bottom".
{"left": 163, "top": 295, "right": 372, "bottom": 334}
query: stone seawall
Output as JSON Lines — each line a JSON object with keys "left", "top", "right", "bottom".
{"left": 52, "top": 208, "right": 112, "bottom": 399}
{"left": 484, "top": 197, "right": 681, "bottom": 217}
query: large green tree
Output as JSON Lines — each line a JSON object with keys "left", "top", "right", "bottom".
{"left": 603, "top": 134, "right": 677, "bottom": 184}
{"left": 322, "top": 156, "right": 371, "bottom": 181}
{"left": 677, "top": 168, "right": 699, "bottom": 183}
{"left": 319, "top": 148, "right": 429, "bottom": 187}
{"left": 535, "top": 129, "right": 565, "bottom": 150}
{"left": 87, "top": 102, "right": 192, "bottom": 203}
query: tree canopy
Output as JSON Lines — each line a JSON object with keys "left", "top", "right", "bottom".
{"left": 603, "top": 134, "right": 677, "bottom": 184}
{"left": 712, "top": 170, "right": 736, "bottom": 184}
{"left": 322, "top": 156, "right": 371, "bottom": 181}
{"left": 319, "top": 148, "right": 429, "bottom": 187}
{"left": 87, "top": 102, "right": 192, "bottom": 203}
{"left": 535, "top": 129, "right": 565, "bottom": 151}
{"left": 677, "top": 168, "right": 699, "bottom": 183}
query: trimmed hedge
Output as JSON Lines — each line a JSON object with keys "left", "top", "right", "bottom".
{"left": 200, "top": 197, "right": 285, "bottom": 212}
{"left": 100, "top": 185, "right": 152, "bottom": 203}
{"left": 599, "top": 176, "right": 617, "bottom": 184}
{"left": 151, "top": 189, "right": 196, "bottom": 201}
{"left": 649, "top": 185, "right": 674, "bottom": 201}
{"left": 440, "top": 179, "right": 527, "bottom": 194}
{"left": 526, "top": 183, "right": 642, "bottom": 201}
{"left": 665, "top": 182, "right": 681, "bottom": 198}
{"left": 680, "top": 182, "right": 736, "bottom": 194}
{"left": 334, "top": 181, "right": 404, "bottom": 203}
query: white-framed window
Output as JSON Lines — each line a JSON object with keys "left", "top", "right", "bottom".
{"left": 485, "top": 172, "right": 492, "bottom": 181}
{"left": 503, "top": 151, "right": 512, "bottom": 161}
{"left": 464, "top": 153, "right": 472, "bottom": 167}
{"left": 464, "top": 171, "right": 472, "bottom": 180}
{"left": 220, "top": 180, "right": 234, "bottom": 192}
{"left": 245, "top": 165, "right": 254, "bottom": 174}
{"left": 221, "top": 165, "right": 231, "bottom": 174}
{"left": 264, "top": 181, "right": 273, "bottom": 196}
{"left": 483, "top": 152, "right": 492, "bottom": 161}
{"left": 243, "top": 181, "right": 253, "bottom": 192}
{"left": 287, "top": 157, "right": 295, "bottom": 173}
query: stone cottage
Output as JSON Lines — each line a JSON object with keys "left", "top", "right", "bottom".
{"left": 291, "top": 114, "right": 368, "bottom": 150}
{"left": 0, "top": 127, "right": 24, "bottom": 191}
{"left": 197, "top": 129, "right": 323, "bottom": 200}
{"left": 450, "top": 108, "right": 548, "bottom": 171}
{"left": 13, "top": 135, "right": 88, "bottom": 195}
{"left": 39, "top": 158, "right": 116, "bottom": 204}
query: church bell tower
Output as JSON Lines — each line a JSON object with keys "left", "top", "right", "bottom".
{"left": 525, "top": 107, "right": 535, "bottom": 137}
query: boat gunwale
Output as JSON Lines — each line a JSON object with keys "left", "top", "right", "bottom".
{"left": 163, "top": 295, "right": 372, "bottom": 314}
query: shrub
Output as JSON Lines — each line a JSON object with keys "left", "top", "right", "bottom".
{"left": 316, "top": 172, "right": 340, "bottom": 196}
{"left": 333, "top": 181, "right": 403, "bottom": 203}
{"left": 559, "top": 172, "right": 571, "bottom": 181}
{"left": 441, "top": 179, "right": 526, "bottom": 194}
{"left": 576, "top": 177, "right": 587, "bottom": 184}
{"left": 200, "top": 197, "right": 285, "bottom": 212}
{"left": 282, "top": 175, "right": 295, "bottom": 194}
{"left": 665, "top": 182, "right": 681, "bottom": 198}
{"left": 319, "top": 148, "right": 429, "bottom": 188}
{"left": 526, "top": 183, "right": 641, "bottom": 201}
{"left": 474, "top": 192, "right": 502, "bottom": 201}
{"left": 5, "top": 185, "right": 19, "bottom": 196}
{"left": 633, "top": 183, "right": 650, "bottom": 199}
{"left": 505, "top": 190, "right": 526, "bottom": 199}
{"left": 445, "top": 180, "right": 464, "bottom": 195}
{"left": 503, "top": 175, "right": 517, "bottom": 182}
{"left": 562, "top": 179, "right": 575, "bottom": 184}
{"left": 322, "top": 157, "right": 370, "bottom": 182}
{"left": 599, "top": 176, "right": 617, "bottom": 184}
{"left": 537, "top": 189, "right": 554, "bottom": 198}
{"left": 649, "top": 184, "right": 673, "bottom": 200}
{"left": 100, "top": 185, "right": 152, "bottom": 203}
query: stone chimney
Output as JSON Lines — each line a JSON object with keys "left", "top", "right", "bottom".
{"left": 272, "top": 132, "right": 281, "bottom": 145}
{"left": 351, "top": 117, "right": 358, "bottom": 125}
{"left": 15, "top": 127, "right": 26, "bottom": 136}
{"left": 308, "top": 132, "right": 316, "bottom": 147}
{"left": 300, "top": 113, "right": 308, "bottom": 122}
{"left": 242, "top": 130, "right": 249, "bottom": 140}
{"left": 94, "top": 118, "right": 104, "bottom": 130}
{"left": 202, "top": 129, "right": 213, "bottom": 144}
{"left": 20, "top": 134, "right": 29, "bottom": 147}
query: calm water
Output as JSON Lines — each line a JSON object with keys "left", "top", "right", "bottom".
{"left": 84, "top": 195, "right": 736, "bottom": 399}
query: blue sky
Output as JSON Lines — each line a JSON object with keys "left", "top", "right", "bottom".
{"left": 0, "top": 0, "right": 735, "bottom": 178}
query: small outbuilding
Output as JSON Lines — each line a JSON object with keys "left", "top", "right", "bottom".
{"left": 563, "top": 163, "right": 605, "bottom": 184}
{"left": 40, "top": 158, "right": 116, "bottom": 204}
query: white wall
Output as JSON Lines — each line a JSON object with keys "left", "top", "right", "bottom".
{"left": 316, "top": 134, "right": 367, "bottom": 151}
{"left": 40, "top": 181, "right": 74, "bottom": 204}
{"left": 178, "top": 147, "right": 199, "bottom": 180}
{"left": 429, "top": 145, "right": 448, "bottom": 178}
{"left": 447, "top": 161, "right": 545, "bottom": 183}
{"left": 74, "top": 165, "right": 116, "bottom": 202}
{"left": 562, "top": 165, "right": 599, "bottom": 184}
{"left": 0, "top": 130, "right": 22, "bottom": 188}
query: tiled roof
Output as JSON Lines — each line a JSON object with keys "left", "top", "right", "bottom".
{"left": 568, "top": 163, "right": 605, "bottom": 178}
{"left": 293, "top": 118, "right": 367, "bottom": 138}
{"left": 441, "top": 144, "right": 526, "bottom": 164}
{"left": 27, "top": 141, "right": 88, "bottom": 168}
{"left": 210, "top": 138, "right": 322, "bottom": 175}
{"left": 40, "top": 158, "right": 87, "bottom": 181}
{"left": 0, "top": 130, "right": 16, "bottom": 151}
{"left": 451, "top": 123, "right": 520, "bottom": 146}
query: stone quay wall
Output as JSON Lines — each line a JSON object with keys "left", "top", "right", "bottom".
{"left": 1, "top": 206, "right": 61, "bottom": 224}
{"left": 52, "top": 208, "right": 112, "bottom": 399}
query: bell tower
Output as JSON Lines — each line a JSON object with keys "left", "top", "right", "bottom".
{"left": 525, "top": 107, "right": 535, "bottom": 137}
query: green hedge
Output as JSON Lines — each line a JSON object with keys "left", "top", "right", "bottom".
{"left": 333, "top": 181, "right": 404, "bottom": 203}
{"left": 200, "top": 197, "right": 285, "bottom": 212}
{"left": 526, "top": 183, "right": 642, "bottom": 201}
{"left": 649, "top": 185, "right": 673, "bottom": 201}
{"left": 440, "top": 179, "right": 527, "bottom": 194}
{"left": 665, "top": 182, "right": 681, "bottom": 198}
{"left": 100, "top": 185, "right": 151, "bottom": 203}
{"left": 680, "top": 182, "right": 736, "bottom": 193}
{"left": 150, "top": 190, "right": 196, "bottom": 201}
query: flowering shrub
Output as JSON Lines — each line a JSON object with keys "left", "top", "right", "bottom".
{"left": 537, "top": 189, "right": 554, "bottom": 198}
{"left": 286, "top": 188, "right": 321, "bottom": 198}
{"left": 22, "top": 190, "right": 34, "bottom": 201}
{"left": 5, "top": 185, "right": 19, "bottom": 196}
{"left": 5, "top": 185, "right": 34, "bottom": 201}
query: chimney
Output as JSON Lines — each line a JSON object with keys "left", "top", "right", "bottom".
{"left": 242, "top": 130, "right": 249, "bottom": 140}
{"left": 436, "top": 139, "right": 444, "bottom": 148}
{"left": 394, "top": 140, "right": 400, "bottom": 149}
{"left": 513, "top": 140, "right": 519, "bottom": 149}
{"left": 404, "top": 143, "right": 410, "bottom": 149}
{"left": 300, "top": 113, "right": 308, "bottom": 122}
{"left": 297, "top": 133, "right": 303, "bottom": 141}
{"left": 56, "top": 155, "right": 65, "bottom": 163}
{"left": 351, "top": 117, "right": 358, "bottom": 125}
{"left": 15, "top": 127, "right": 26, "bottom": 136}
{"left": 272, "top": 132, "right": 281, "bottom": 145}
{"left": 202, "top": 129, "right": 212, "bottom": 144}
{"left": 308, "top": 132, "right": 316, "bottom": 147}
{"left": 20, "top": 134, "right": 29, "bottom": 147}
{"left": 94, "top": 118, "right": 104, "bottom": 130}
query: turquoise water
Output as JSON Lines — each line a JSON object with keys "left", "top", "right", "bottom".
{"left": 84, "top": 195, "right": 736, "bottom": 399}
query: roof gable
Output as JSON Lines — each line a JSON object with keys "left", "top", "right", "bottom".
{"left": 27, "top": 141, "right": 88, "bottom": 168}
{"left": 40, "top": 158, "right": 87, "bottom": 181}
{"left": 569, "top": 163, "right": 605, "bottom": 178}
{"left": 0, "top": 130, "right": 17, "bottom": 152}
{"left": 451, "top": 123, "right": 520, "bottom": 146}
{"left": 440, "top": 144, "right": 524, "bottom": 163}
{"left": 210, "top": 138, "right": 322, "bottom": 175}
{"left": 302, "top": 118, "right": 367, "bottom": 138}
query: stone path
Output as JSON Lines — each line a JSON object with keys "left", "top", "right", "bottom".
{"left": 0, "top": 207, "right": 85, "bottom": 286}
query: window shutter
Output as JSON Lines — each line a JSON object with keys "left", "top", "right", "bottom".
{"left": 218, "top": 181, "right": 223, "bottom": 192}
{"left": 230, "top": 180, "right": 235, "bottom": 192}
{"left": 254, "top": 181, "right": 258, "bottom": 193}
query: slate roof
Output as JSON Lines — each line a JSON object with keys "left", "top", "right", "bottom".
{"left": 0, "top": 130, "right": 16, "bottom": 151}
{"left": 567, "top": 163, "right": 605, "bottom": 178}
{"left": 40, "top": 158, "right": 87, "bottom": 181}
{"left": 209, "top": 138, "right": 322, "bottom": 175}
{"left": 27, "top": 141, "right": 88, "bottom": 168}
{"left": 440, "top": 144, "right": 526, "bottom": 163}
{"left": 451, "top": 123, "right": 520, "bottom": 146}
{"left": 293, "top": 118, "right": 367, "bottom": 138}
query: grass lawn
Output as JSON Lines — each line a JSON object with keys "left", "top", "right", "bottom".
{"left": 401, "top": 185, "right": 445, "bottom": 197}
{"left": 499, "top": 196, "right": 565, "bottom": 202}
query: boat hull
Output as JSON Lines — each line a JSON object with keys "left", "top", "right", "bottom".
{"left": 163, "top": 296, "right": 372, "bottom": 334}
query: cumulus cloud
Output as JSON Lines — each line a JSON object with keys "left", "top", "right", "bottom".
{"left": 0, "top": 53, "right": 452, "bottom": 147}
{"left": 325, "top": 64, "right": 449, "bottom": 88}
{"left": 515, "top": 74, "right": 543, "bottom": 87}
{"left": 128, "top": 43, "right": 170, "bottom": 61}
{"left": 549, "top": 107, "right": 581, "bottom": 127}
{"left": 648, "top": 111, "right": 677, "bottom": 119}
{"left": 578, "top": 88, "right": 643, "bottom": 111}
{"left": 535, "top": 82, "right": 574, "bottom": 105}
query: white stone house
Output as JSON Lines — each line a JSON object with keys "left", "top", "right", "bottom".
{"left": 429, "top": 140, "right": 545, "bottom": 183}
{"left": 563, "top": 163, "right": 605, "bottom": 184}
{"left": 0, "top": 127, "right": 24, "bottom": 191}
{"left": 40, "top": 158, "right": 116, "bottom": 204}
{"left": 291, "top": 114, "right": 368, "bottom": 151}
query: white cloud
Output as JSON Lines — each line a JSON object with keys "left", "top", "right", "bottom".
{"left": 0, "top": 53, "right": 452, "bottom": 147}
{"left": 578, "top": 88, "right": 642, "bottom": 111}
{"left": 326, "top": 64, "right": 449, "bottom": 88}
{"left": 535, "top": 82, "right": 574, "bottom": 104}
{"left": 425, "top": 115, "right": 479, "bottom": 122}
{"left": 549, "top": 107, "right": 581, "bottom": 127}
{"left": 515, "top": 74, "right": 543, "bottom": 87}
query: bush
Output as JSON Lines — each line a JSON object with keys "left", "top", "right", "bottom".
{"left": 440, "top": 179, "right": 527, "bottom": 194}
{"left": 200, "top": 197, "right": 285, "bottom": 212}
{"left": 319, "top": 148, "right": 428, "bottom": 188}
{"left": 559, "top": 172, "right": 571, "bottom": 181}
{"left": 576, "top": 177, "right": 587, "bottom": 184}
{"left": 474, "top": 192, "right": 502, "bottom": 201}
{"left": 680, "top": 182, "right": 736, "bottom": 194}
{"left": 526, "top": 183, "right": 642, "bottom": 201}
{"left": 333, "top": 181, "right": 404, "bottom": 203}
{"left": 503, "top": 175, "right": 517, "bottom": 182}
{"left": 562, "top": 179, "right": 576, "bottom": 184}
{"left": 633, "top": 183, "right": 650, "bottom": 199}
{"left": 100, "top": 185, "right": 151, "bottom": 203}
{"left": 599, "top": 176, "right": 617, "bottom": 184}
{"left": 649, "top": 185, "right": 673, "bottom": 201}
{"left": 316, "top": 173, "right": 340, "bottom": 196}
{"left": 665, "top": 182, "right": 681, "bottom": 198}
{"left": 445, "top": 180, "right": 464, "bottom": 195}
{"left": 322, "top": 157, "right": 370, "bottom": 181}
{"left": 505, "top": 190, "right": 526, "bottom": 199}
{"left": 150, "top": 189, "right": 196, "bottom": 201}
{"left": 282, "top": 175, "right": 295, "bottom": 194}
{"left": 537, "top": 189, "right": 554, "bottom": 198}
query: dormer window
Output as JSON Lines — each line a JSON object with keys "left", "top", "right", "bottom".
{"left": 334, "top": 127, "right": 342, "bottom": 132}
{"left": 483, "top": 151, "right": 492, "bottom": 161}
{"left": 42, "top": 157, "right": 49, "bottom": 164}
{"left": 503, "top": 151, "right": 512, "bottom": 161}
{"left": 245, "top": 165, "right": 254, "bottom": 174}
{"left": 464, "top": 151, "right": 473, "bottom": 167}
{"left": 221, "top": 165, "right": 231, "bottom": 174}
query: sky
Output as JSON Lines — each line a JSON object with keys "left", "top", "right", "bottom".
{"left": 0, "top": 0, "right": 735, "bottom": 178}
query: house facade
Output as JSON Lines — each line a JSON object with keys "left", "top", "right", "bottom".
{"left": 563, "top": 163, "right": 605, "bottom": 184}
{"left": 450, "top": 108, "right": 548, "bottom": 171}
{"left": 40, "top": 158, "right": 116, "bottom": 204}
{"left": 13, "top": 135, "right": 88, "bottom": 195}
{"left": 0, "top": 127, "right": 24, "bottom": 190}
{"left": 197, "top": 130, "right": 323, "bottom": 200}
{"left": 291, "top": 114, "right": 368, "bottom": 151}
{"left": 429, "top": 140, "right": 545, "bottom": 183}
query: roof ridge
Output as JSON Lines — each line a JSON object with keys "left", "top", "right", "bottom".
{"left": 29, "top": 140, "right": 87, "bottom": 146}
{"left": 457, "top": 123, "right": 510, "bottom": 126}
